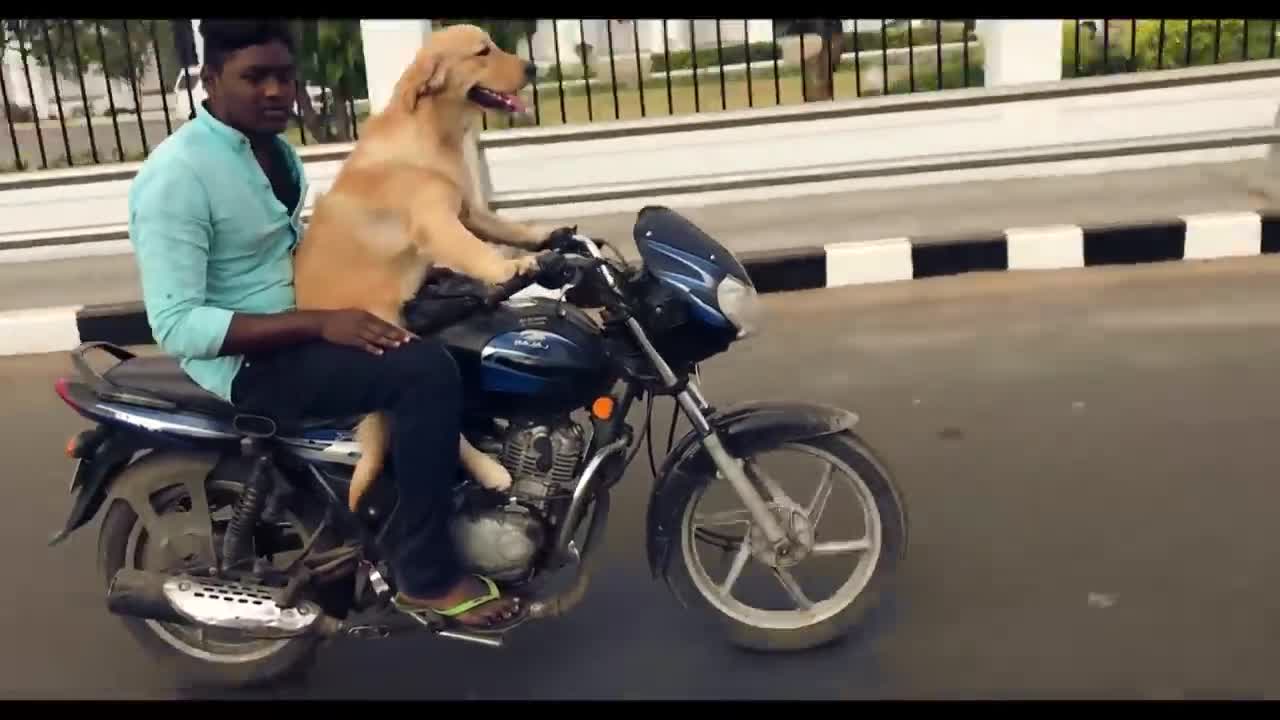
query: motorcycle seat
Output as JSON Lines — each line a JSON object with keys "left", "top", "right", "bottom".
{"left": 100, "top": 355, "right": 359, "bottom": 433}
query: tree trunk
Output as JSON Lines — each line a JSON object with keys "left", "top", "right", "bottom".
{"left": 294, "top": 89, "right": 334, "bottom": 143}
{"left": 331, "top": 96, "right": 352, "bottom": 141}
{"left": 802, "top": 29, "right": 844, "bottom": 102}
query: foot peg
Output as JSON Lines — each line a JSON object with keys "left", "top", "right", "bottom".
{"left": 395, "top": 606, "right": 507, "bottom": 648}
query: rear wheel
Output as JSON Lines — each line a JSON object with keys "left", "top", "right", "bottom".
{"left": 665, "top": 430, "right": 907, "bottom": 652}
{"left": 97, "top": 451, "right": 329, "bottom": 689}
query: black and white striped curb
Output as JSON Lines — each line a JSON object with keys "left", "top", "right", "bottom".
{"left": 745, "top": 210, "right": 1280, "bottom": 292}
{"left": 1, "top": 209, "right": 1278, "bottom": 356}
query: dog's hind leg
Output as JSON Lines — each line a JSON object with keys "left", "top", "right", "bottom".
{"left": 349, "top": 412, "right": 391, "bottom": 512}
{"left": 459, "top": 433, "right": 512, "bottom": 491}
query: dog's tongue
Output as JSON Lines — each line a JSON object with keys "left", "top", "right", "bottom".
{"left": 502, "top": 92, "right": 528, "bottom": 114}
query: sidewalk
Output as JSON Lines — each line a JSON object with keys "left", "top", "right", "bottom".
{"left": 0, "top": 157, "right": 1275, "bottom": 313}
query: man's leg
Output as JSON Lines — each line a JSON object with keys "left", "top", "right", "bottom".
{"left": 231, "top": 338, "right": 520, "bottom": 626}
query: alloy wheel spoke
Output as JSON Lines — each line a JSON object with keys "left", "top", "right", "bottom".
{"left": 812, "top": 537, "right": 872, "bottom": 556}
{"left": 720, "top": 539, "right": 753, "bottom": 597}
{"left": 808, "top": 463, "right": 834, "bottom": 528}
{"left": 772, "top": 568, "right": 814, "bottom": 610}
{"left": 695, "top": 508, "right": 753, "bottom": 528}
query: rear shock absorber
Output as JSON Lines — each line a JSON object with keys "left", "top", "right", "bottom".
{"left": 221, "top": 438, "right": 276, "bottom": 572}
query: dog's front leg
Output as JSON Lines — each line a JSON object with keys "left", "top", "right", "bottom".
{"left": 411, "top": 206, "right": 538, "bottom": 284}
{"left": 462, "top": 206, "right": 555, "bottom": 251}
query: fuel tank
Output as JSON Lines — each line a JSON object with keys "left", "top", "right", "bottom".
{"left": 437, "top": 296, "right": 613, "bottom": 417}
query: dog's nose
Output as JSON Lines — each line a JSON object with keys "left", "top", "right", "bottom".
{"left": 524, "top": 62, "right": 537, "bottom": 81}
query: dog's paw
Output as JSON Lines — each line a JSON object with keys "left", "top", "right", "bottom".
{"left": 512, "top": 254, "right": 541, "bottom": 277}
{"left": 470, "top": 453, "right": 514, "bottom": 492}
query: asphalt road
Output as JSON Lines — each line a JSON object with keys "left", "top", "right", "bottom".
{"left": 7, "top": 255, "right": 1280, "bottom": 699}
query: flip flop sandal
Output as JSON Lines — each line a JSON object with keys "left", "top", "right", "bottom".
{"left": 393, "top": 574, "right": 529, "bottom": 636}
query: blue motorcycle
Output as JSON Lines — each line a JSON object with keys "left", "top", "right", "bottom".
{"left": 51, "top": 205, "right": 908, "bottom": 688}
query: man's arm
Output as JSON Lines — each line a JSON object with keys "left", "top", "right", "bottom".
{"left": 129, "top": 158, "right": 247, "bottom": 359}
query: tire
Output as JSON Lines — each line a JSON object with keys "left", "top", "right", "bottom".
{"left": 663, "top": 429, "right": 908, "bottom": 653}
{"left": 96, "top": 451, "right": 327, "bottom": 690}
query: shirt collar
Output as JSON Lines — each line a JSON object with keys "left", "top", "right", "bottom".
{"left": 195, "top": 101, "right": 253, "bottom": 149}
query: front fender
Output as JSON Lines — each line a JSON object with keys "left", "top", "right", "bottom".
{"left": 644, "top": 400, "right": 859, "bottom": 580}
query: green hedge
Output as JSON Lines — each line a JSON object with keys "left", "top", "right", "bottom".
{"left": 841, "top": 20, "right": 973, "bottom": 51}
{"left": 648, "top": 22, "right": 974, "bottom": 74}
{"left": 651, "top": 41, "right": 781, "bottom": 73}
{"left": 1062, "top": 19, "right": 1278, "bottom": 76}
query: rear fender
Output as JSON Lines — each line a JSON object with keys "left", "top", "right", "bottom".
{"left": 644, "top": 401, "right": 859, "bottom": 580}
{"left": 48, "top": 427, "right": 147, "bottom": 546}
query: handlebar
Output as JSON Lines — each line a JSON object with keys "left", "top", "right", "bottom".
{"left": 481, "top": 234, "right": 614, "bottom": 307}
{"left": 404, "top": 234, "right": 618, "bottom": 336}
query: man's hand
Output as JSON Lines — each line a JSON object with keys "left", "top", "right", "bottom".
{"left": 220, "top": 308, "right": 417, "bottom": 357}
{"left": 318, "top": 309, "right": 418, "bottom": 356}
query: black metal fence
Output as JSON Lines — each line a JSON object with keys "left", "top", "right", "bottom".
{"left": 1064, "top": 18, "right": 1279, "bottom": 76}
{"left": 0, "top": 18, "right": 374, "bottom": 173}
{"left": 475, "top": 19, "right": 984, "bottom": 131}
{"left": 3, "top": 18, "right": 1279, "bottom": 174}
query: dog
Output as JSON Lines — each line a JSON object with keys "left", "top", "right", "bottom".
{"left": 292, "top": 24, "right": 557, "bottom": 512}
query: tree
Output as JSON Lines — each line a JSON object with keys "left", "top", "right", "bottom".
{"left": 0, "top": 19, "right": 175, "bottom": 100}
{"left": 292, "top": 19, "right": 366, "bottom": 142}
{"left": 436, "top": 19, "right": 535, "bottom": 55}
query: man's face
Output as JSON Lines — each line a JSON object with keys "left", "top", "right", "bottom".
{"left": 204, "top": 39, "right": 297, "bottom": 136}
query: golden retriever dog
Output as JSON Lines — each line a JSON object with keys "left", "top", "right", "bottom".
{"left": 292, "top": 24, "right": 555, "bottom": 512}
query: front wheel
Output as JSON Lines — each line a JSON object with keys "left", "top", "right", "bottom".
{"left": 665, "top": 430, "right": 907, "bottom": 652}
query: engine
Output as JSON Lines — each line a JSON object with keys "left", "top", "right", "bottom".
{"left": 449, "top": 419, "right": 587, "bottom": 582}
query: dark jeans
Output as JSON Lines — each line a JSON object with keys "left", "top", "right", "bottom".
{"left": 230, "top": 338, "right": 463, "bottom": 597}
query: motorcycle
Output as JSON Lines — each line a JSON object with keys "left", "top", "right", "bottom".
{"left": 49, "top": 205, "right": 908, "bottom": 689}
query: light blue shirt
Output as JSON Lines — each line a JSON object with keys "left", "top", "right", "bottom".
{"left": 127, "top": 103, "right": 308, "bottom": 402}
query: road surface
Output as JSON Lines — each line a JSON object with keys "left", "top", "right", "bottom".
{"left": 6, "top": 255, "right": 1280, "bottom": 699}
{"left": 1, "top": 157, "right": 1277, "bottom": 312}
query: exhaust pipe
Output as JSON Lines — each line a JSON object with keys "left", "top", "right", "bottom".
{"left": 106, "top": 568, "right": 341, "bottom": 639}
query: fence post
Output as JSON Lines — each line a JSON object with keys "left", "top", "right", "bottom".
{"left": 358, "top": 19, "right": 433, "bottom": 115}
{"left": 979, "top": 20, "right": 1063, "bottom": 86}
{"left": 190, "top": 20, "right": 203, "bottom": 65}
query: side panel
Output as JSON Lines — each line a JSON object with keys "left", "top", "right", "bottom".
{"left": 643, "top": 401, "right": 860, "bottom": 579}
{"left": 443, "top": 298, "right": 612, "bottom": 417}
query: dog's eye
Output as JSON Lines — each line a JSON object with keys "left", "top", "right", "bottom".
{"left": 476, "top": 46, "right": 491, "bottom": 57}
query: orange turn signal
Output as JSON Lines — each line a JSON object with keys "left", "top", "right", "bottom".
{"left": 591, "top": 396, "right": 615, "bottom": 421}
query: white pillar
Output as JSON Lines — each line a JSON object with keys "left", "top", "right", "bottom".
{"left": 978, "top": 20, "right": 1063, "bottom": 86}
{"left": 637, "top": 20, "right": 665, "bottom": 55}
{"left": 530, "top": 19, "right": 557, "bottom": 64}
{"left": 359, "top": 19, "right": 432, "bottom": 115}
{"left": 746, "top": 19, "right": 775, "bottom": 44}
{"left": 190, "top": 19, "right": 204, "bottom": 65}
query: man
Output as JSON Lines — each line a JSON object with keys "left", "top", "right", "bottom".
{"left": 128, "top": 20, "right": 521, "bottom": 631}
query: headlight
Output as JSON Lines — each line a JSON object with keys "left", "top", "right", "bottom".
{"left": 716, "top": 276, "right": 762, "bottom": 338}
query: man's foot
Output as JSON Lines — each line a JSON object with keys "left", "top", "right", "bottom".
{"left": 394, "top": 574, "right": 526, "bottom": 632}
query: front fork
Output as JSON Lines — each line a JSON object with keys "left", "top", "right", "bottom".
{"left": 624, "top": 317, "right": 792, "bottom": 553}
{"left": 577, "top": 233, "right": 792, "bottom": 553}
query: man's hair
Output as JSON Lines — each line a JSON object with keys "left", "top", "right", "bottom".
{"left": 199, "top": 20, "right": 296, "bottom": 71}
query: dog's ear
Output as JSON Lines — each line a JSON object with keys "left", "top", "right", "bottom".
{"left": 394, "top": 51, "right": 450, "bottom": 112}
